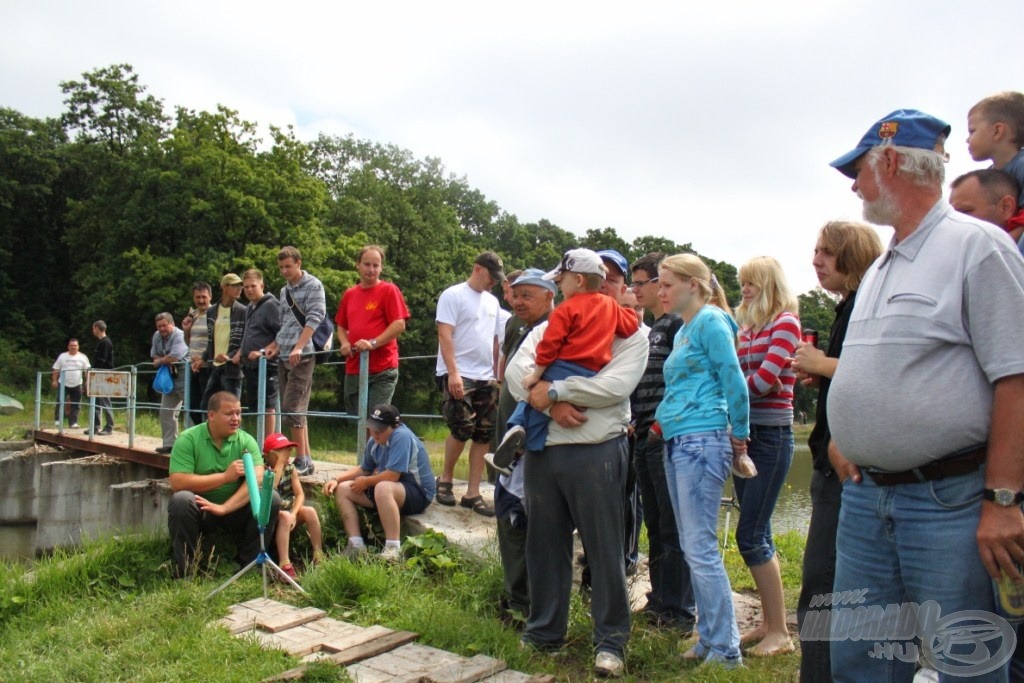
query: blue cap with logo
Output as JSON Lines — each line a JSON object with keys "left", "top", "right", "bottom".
{"left": 830, "top": 109, "right": 951, "bottom": 179}
{"left": 511, "top": 267, "right": 558, "bottom": 293}
{"left": 596, "top": 249, "right": 629, "bottom": 278}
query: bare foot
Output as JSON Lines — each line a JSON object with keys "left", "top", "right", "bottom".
{"left": 748, "top": 632, "right": 795, "bottom": 657}
{"left": 739, "top": 625, "right": 766, "bottom": 646}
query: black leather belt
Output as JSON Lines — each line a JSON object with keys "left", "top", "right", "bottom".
{"left": 865, "top": 446, "right": 987, "bottom": 486}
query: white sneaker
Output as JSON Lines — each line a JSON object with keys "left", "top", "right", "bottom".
{"left": 489, "top": 425, "right": 526, "bottom": 475}
{"left": 69, "top": 423, "right": 80, "bottom": 429}
{"left": 379, "top": 545, "right": 402, "bottom": 563}
{"left": 594, "top": 651, "right": 624, "bottom": 678}
{"left": 484, "top": 451, "right": 511, "bottom": 477}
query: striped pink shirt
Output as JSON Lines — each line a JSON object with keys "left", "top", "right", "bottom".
{"left": 738, "top": 311, "right": 800, "bottom": 426}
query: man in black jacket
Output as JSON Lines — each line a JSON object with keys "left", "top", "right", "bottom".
{"left": 237, "top": 268, "right": 281, "bottom": 438}
{"left": 197, "top": 273, "right": 247, "bottom": 415}
{"left": 90, "top": 320, "right": 115, "bottom": 434}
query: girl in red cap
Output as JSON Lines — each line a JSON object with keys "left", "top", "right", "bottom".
{"left": 263, "top": 432, "right": 324, "bottom": 577}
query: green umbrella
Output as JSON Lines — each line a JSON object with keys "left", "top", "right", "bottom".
{"left": 0, "top": 393, "right": 24, "bottom": 415}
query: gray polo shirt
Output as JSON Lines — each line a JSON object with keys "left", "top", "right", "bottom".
{"left": 828, "top": 200, "right": 1024, "bottom": 471}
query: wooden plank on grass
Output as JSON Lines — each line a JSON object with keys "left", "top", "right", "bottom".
{"left": 327, "top": 629, "right": 419, "bottom": 665}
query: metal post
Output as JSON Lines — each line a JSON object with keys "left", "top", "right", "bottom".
{"left": 34, "top": 371, "right": 42, "bottom": 430}
{"left": 128, "top": 366, "right": 137, "bottom": 449}
{"left": 256, "top": 355, "right": 267, "bottom": 446}
{"left": 56, "top": 370, "right": 65, "bottom": 433}
{"left": 357, "top": 351, "right": 369, "bottom": 440}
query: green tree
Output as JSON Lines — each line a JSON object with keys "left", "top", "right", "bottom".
{"left": 0, "top": 108, "right": 74, "bottom": 353}
{"left": 792, "top": 287, "right": 839, "bottom": 420}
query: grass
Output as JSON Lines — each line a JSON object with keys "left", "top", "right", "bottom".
{"left": 1, "top": 384, "right": 809, "bottom": 680}
{"left": 0, "top": 522, "right": 806, "bottom": 683}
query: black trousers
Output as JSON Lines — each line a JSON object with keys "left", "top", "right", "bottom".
{"left": 797, "top": 468, "right": 842, "bottom": 683}
{"left": 168, "top": 489, "right": 280, "bottom": 577}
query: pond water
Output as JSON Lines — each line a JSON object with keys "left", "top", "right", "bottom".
{"left": 0, "top": 444, "right": 817, "bottom": 564}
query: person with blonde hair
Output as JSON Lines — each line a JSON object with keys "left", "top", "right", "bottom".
{"left": 655, "top": 253, "right": 747, "bottom": 668}
{"left": 792, "top": 220, "right": 883, "bottom": 683}
{"left": 733, "top": 255, "right": 800, "bottom": 656}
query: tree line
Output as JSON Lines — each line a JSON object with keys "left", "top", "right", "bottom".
{"left": 0, "top": 64, "right": 835, "bottom": 414}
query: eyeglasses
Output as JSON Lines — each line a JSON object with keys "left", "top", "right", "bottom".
{"left": 631, "top": 277, "right": 658, "bottom": 289}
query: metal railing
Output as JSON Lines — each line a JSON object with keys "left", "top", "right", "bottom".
{"left": 36, "top": 349, "right": 443, "bottom": 451}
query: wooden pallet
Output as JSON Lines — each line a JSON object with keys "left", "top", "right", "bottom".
{"left": 216, "top": 598, "right": 550, "bottom": 683}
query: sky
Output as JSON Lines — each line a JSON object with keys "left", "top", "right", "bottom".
{"left": 3, "top": 0, "right": 1023, "bottom": 294}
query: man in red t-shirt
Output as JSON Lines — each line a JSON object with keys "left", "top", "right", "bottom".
{"left": 335, "top": 245, "right": 410, "bottom": 416}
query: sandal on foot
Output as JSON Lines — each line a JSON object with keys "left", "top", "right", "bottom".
{"left": 460, "top": 495, "right": 495, "bottom": 517}
{"left": 435, "top": 478, "right": 455, "bottom": 506}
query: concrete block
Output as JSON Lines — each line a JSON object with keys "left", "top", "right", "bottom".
{"left": 0, "top": 446, "right": 80, "bottom": 523}
{"left": 36, "top": 455, "right": 164, "bottom": 552}
{"left": 108, "top": 478, "right": 172, "bottom": 535}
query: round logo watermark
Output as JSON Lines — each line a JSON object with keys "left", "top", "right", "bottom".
{"left": 923, "top": 610, "right": 1016, "bottom": 677}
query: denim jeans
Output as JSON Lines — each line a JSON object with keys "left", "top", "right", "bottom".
{"left": 733, "top": 424, "right": 793, "bottom": 567}
{"left": 664, "top": 429, "right": 741, "bottom": 663}
{"left": 829, "top": 467, "right": 1008, "bottom": 683}
{"left": 634, "top": 431, "right": 695, "bottom": 623}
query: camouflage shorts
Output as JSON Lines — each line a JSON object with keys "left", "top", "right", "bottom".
{"left": 438, "top": 375, "right": 499, "bottom": 444}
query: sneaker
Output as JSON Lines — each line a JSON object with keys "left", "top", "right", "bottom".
{"left": 99, "top": 427, "right": 113, "bottom": 436}
{"left": 279, "top": 563, "right": 298, "bottom": 580}
{"left": 54, "top": 421, "right": 60, "bottom": 427}
{"left": 490, "top": 425, "right": 525, "bottom": 474}
{"left": 484, "top": 452, "right": 511, "bottom": 477}
{"left": 341, "top": 544, "right": 367, "bottom": 561}
{"left": 594, "top": 651, "right": 624, "bottom": 678}
{"left": 294, "top": 456, "right": 315, "bottom": 476}
{"left": 69, "top": 423, "right": 80, "bottom": 429}
{"left": 155, "top": 446, "right": 173, "bottom": 454}
{"left": 379, "top": 545, "right": 402, "bottom": 563}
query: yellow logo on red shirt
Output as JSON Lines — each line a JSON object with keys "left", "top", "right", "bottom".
{"left": 365, "top": 301, "right": 378, "bottom": 311}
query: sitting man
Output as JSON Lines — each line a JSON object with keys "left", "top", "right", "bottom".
{"left": 167, "top": 390, "right": 280, "bottom": 578}
{"left": 323, "top": 404, "right": 436, "bottom": 562}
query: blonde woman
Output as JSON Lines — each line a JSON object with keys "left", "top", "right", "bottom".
{"left": 733, "top": 256, "right": 800, "bottom": 656}
{"left": 655, "top": 254, "right": 747, "bottom": 668}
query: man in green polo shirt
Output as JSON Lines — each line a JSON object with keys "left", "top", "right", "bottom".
{"left": 167, "top": 391, "right": 280, "bottom": 578}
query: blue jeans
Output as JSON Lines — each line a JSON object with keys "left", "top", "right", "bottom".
{"left": 829, "top": 467, "right": 1008, "bottom": 683}
{"left": 634, "top": 431, "right": 695, "bottom": 623}
{"left": 664, "top": 430, "right": 741, "bottom": 663}
{"left": 733, "top": 424, "right": 793, "bottom": 567}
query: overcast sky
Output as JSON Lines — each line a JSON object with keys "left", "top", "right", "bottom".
{"left": 4, "top": 0, "right": 1022, "bottom": 293}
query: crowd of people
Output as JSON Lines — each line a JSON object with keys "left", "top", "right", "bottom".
{"left": 49, "top": 91, "right": 1024, "bottom": 681}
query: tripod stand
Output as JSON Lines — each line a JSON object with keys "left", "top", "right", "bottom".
{"left": 208, "top": 451, "right": 306, "bottom": 597}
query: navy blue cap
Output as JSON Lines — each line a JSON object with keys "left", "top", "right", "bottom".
{"left": 830, "top": 109, "right": 951, "bottom": 179}
{"left": 596, "top": 249, "right": 629, "bottom": 277}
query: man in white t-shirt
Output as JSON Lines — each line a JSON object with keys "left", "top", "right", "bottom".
{"left": 434, "top": 251, "right": 505, "bottom": 517}
{"left": 51, "top": 338, "right": 91, "bottom": 428}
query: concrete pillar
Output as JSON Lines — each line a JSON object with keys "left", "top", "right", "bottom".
{"left": 36, "top": 456, "right": 164, "bottom": 552}
{"left": 108, "top": 479, "right": 172, "bottom": 535}
{"left": 0, "top": 446, "right": 80, "bottom": 523}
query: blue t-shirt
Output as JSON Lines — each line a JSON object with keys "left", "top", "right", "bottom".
{"left": 361, "top": 424, "right": 436, "bottom": 499}
{"left": 656, "top": 305, "right": 749, "bottom": 441}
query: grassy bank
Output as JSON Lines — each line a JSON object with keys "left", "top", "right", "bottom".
{"left": 1, "top": 388, "right": 811, "bottom": 680}
{"left": 0, "top": 523, "right": 805, "bottom": 682}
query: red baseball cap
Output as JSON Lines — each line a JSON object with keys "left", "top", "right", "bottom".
{"left": 262, "top": 432, "right": 298, "bottom": 455}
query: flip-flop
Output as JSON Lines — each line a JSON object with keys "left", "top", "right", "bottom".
{"left": 460, "top": 495, "right": 495, "bottom": 517}
{"left": 435, "top": 479, "right": 455, "bottom": 506}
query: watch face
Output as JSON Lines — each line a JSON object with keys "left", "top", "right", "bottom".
{"left": 996, "top": 489, "right": 1017, "bottom": 506}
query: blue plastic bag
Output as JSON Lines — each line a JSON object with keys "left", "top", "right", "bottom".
{"left": 153, "top": 365, "right": 174, "bottom": 394}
